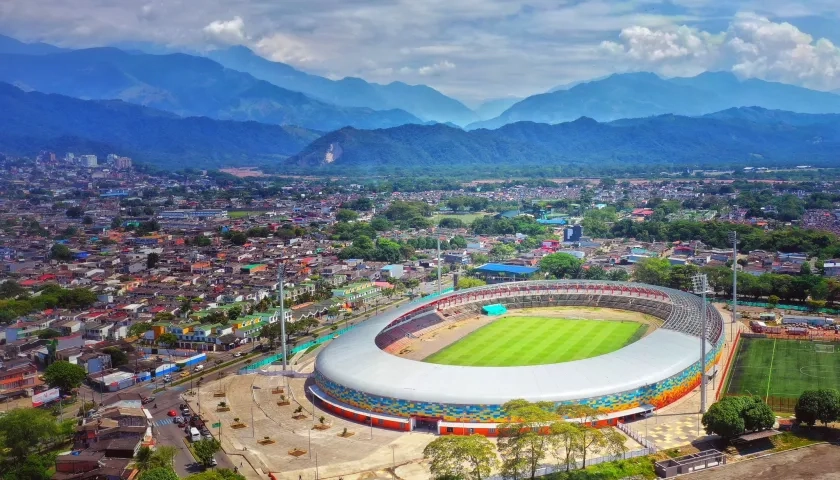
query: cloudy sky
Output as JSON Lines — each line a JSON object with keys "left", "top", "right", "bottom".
{"left": 2, "top": 0, "right": 840, "bottom": 104}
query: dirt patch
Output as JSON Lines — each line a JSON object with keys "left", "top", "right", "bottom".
{"left": 686, "top": 443, "right": 840, "bottom": 480}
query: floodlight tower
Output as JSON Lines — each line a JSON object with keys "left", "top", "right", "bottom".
{"left": 729, "top": 231, "right": 739, "bottom": 342}
{"left": 692, "top": 273, "right": 711, "bottom": 413}
{"left": 277, "top": 263, "right": 288, "bottom": 370}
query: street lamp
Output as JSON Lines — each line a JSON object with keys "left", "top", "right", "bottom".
{"left": 729, "top": 231, "right": 739, "bottom": 342}
{"left": 691, "top": 273, "right": 711, "bottom": 413}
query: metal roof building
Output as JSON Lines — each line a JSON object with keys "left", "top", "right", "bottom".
{"left": 312, "top": 280, "right": 724, "bottom": 434}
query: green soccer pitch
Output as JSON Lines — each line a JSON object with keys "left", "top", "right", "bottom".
{"left": 725, "top": 337, "right": 840, "bottom": 401}
{"left": 423, "top": 316, "right": 644, "bottom": 367}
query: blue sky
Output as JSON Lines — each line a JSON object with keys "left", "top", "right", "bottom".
{"left": 2, "top": 0, "right": 840, "bottom": 103}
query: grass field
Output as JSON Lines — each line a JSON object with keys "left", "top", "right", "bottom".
{"left": 227, "top": 211, "right": 263, "bottom": 218}
{"left": 423, "top": 316, "right": 643, "bottom": 367}
{"left": 725, "top": 338, "right": 840, "bottom": 402}
{"left": 432, "top": 213, "right": 488, "bottom": 226}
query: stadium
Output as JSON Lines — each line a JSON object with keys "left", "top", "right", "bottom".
{"left": 311, "top": 280, "right": 724, "bottom": 435}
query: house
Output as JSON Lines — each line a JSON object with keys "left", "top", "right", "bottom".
{"left": 824, "top": 259, "right": 840, "bottom": 277}
{"left": 381, "top": 264, "right": 404, "bottom": 279}
{"left": 0, "top": 358, "right": 39, "bottom": 400}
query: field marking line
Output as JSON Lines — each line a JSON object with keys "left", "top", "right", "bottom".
{"left": 765, "top": 338, "right": 777, "bottom": 403}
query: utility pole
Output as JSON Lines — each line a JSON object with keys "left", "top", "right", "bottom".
{"left": 692, "top": 274, "right": 710, "bottom": 413}
{"left": 729, "top": 231, "right": 739, "bottom": 342}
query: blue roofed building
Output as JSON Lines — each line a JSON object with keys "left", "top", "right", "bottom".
{"left": 473, "top": 263, "right": 539, "bottom": 283}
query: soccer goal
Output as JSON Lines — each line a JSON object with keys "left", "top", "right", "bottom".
{"left": 815, "top": 344, "right": 835, "bottom": 354}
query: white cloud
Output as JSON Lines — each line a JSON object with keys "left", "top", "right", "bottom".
{"left": 417, "top": 60, "right": 456, "bottom": 76}
{"left": 202, "top": 16, "right": 247, "bottom": 45}
{"left": 254, "top": 32, "right": 315, "bottom": 64}
{"left": 601, "top": 13, "right": 840, "bottom": 90}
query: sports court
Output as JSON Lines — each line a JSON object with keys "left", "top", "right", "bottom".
{"left": 725, "top": 337, "right": 840, "bottom": 401}
{"left": 423, "top": 316, "right": 642, "bottom": 367}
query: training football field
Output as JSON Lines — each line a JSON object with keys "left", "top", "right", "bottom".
{"left": 725, "top": 337, "right": 840, "bottom": 401}
{"left": 423, "top": 316, "right": 643, "bottom": 367}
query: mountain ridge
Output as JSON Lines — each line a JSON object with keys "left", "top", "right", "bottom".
{"left": 0, "top": 47, "right": 424, "bottom": 132}
{"left": 291, "top": 107, "right": 840, "bottom": 171}
{"left": 0, "top": 82, "right": 320, "bottom": 168}
{"left": 206, "top": 46, "right": 477, "bottom": 125}
{"left": 469, "top": 71, "right": 840, "bottom": 129}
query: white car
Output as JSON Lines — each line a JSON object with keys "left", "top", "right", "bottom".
{"left": 233, "top": 352, "right": 242, "bottom": 358}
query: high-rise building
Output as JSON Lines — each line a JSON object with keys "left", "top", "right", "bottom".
{"left": 82, "top": 155, "right": 98, "bottom": 167}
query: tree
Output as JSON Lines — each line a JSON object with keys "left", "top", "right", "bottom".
{"left": 138, "top": 467, "right": 179, "bottom": 480}
{"left": 607, "top": 269, "right": 630, "bottom": 282}
{"left": 3, "top": 453, "right": 55, "bottom": 480}
{"left": 43, "top": 360, "right": 87, "bottom": 393}
{"left": 147, "top": 253, "right": 160, "bottom": 269}
{"left": 193, "top": 439, "right": 221, "bottom": 467}
{"left": 457, "top": 277, "right": 487, "bottom": 290}
{"left": 489, "top": 244, "right": 517, "bottom": 262}
{"left": 336, "top": 209, "right": 359, "bottom": 222}
{"left": 158, "top": 332, "right": 179, "bottom": 349}
{"left": 0, "top": 280, "right": 25, "bottom": 299}
{"left": 129, "top": 322, "right": 153, "bottom": 338}
{"left": 549, "top": 422, "right": 582, "bottom": 471}
{"left": 50, "top": 243, "right": 73, "bottom": 261}
{"left": 229, "top": 231, "right": 248, "bottom": 246}
{"left": 227, "top": 306, "right": 243, "bottom": 322}
{"left": 82, "top": 215, "right": 94, "bottom": 225}
{"left": 540, "top": 253, "right": 583, "bottom": 279}
{"left": 556, "top": 405, "right": 601, "bottom": 469}
{"left": 424, "top": 437, "right": 467, "bottom": 480}
{"left": 767, "top": 295, "right": 780, "bottom": 309}
{"left": 103, "top": 346, "right": 129, "bottom": 367}
{"left": 185, "top": 470, "right": 246, "bottom": 480}
{"left": 634, "top": 257, "right": 672, "bottom": 286}
{"left": 795, "top": 389, "right": 840, "bottom": 426}
{"left": 65, "top": 206, "right": 83, "bottom": 218}
{"left": 498, "top": 400, "right": 559, "bottom": 479}
{"left": 439, "top": 217, "right": 466, "bottom": 229}
{"left": 702, "top": 396, "right": 774, "bottom": 438}
{"left": 0, "top": 408, "right": 60, "bottom": 461}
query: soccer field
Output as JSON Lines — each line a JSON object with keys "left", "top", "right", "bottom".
{"left": 725, "top": 338, "right": 840, "bottom": 402}
{"left": 423, "top": 316, "right": 643, "bottom": 367}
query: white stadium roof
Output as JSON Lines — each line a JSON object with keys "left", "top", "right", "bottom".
{"left": 316, "top": 287, "right": 713, "bottom": 405}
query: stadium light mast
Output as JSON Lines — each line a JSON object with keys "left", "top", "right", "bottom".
{"left": 691, "top": 273, "right": 710, "bottom": 413}
{"left": 437, "top": 237, "right": 442, "bottom": 296}
{"left": 729, "top": 231, "right": 738, "bottom": 343}
{"left": 277, "top": 263, "right": 288, "bottom": 371}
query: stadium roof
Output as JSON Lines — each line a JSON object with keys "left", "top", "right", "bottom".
{"left": 474, "top": 263, "right": 539, "bottom": 275}
{"left": 316, "top": 281, "right": 718, "bottom": 406}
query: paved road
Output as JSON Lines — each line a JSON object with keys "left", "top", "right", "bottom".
{"left": 146, "top": 372, "right": 238, "bottom": 475}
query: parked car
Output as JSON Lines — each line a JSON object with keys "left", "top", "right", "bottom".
{"left": 167, "top": 410, "right": 177, "bottom": 417}
{"left": 203, "top": 432, "right": 213, "bottom": 440}
{"left": 234, "top": 352, "right": 242, "bottom": 357}
{"left": 141, "top": 396, "right": 155, "bottom": 405}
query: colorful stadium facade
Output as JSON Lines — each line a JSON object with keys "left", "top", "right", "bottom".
{"left": 312, "top": 281, "right": 724, "bottom": 435}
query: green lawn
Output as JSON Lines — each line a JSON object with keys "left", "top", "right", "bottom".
{"left": 227, "top": 210, "right": 262, "bottom": 218}
{"left": 725, "top": 338, "right": 840, "bottom": 404}
{"left": 423, "top": 316, "right": 643, "bottom": 367}
{"left": 432, "top": 213, "right": 488, "bottom": 225}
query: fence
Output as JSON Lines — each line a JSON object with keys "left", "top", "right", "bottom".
{"left": 238, "top": 325, "right": 357, "bottom": 374}
{"left": 617, "top": 421, "right": 658, "bottom": 451}
{"left": 726, "top": 299, "right": 840, "bottom": 315}
{"left": 409, "top": 287, "right": 454, "bottom": 304}
{"left": 717, "top": 330, "right": 742, "bottom": 399}
{"left": 485, "top": 448, "right": 656, "bottom": 480}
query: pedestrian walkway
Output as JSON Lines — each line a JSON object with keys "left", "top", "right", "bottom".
{"left": 153, "top": 418, "right": 174, "bottom": 427}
